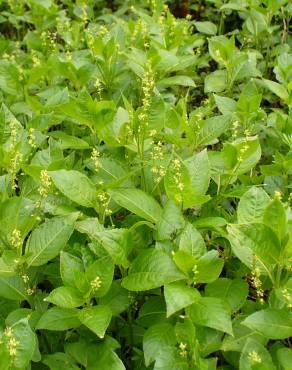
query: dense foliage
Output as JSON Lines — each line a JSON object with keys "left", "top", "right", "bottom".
{"left": 0, "top": 0, "right": 291, "bottom": 369}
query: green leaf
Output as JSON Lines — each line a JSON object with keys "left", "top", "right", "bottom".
{"left": 25, "top": 217, "right": 74, "bottom": 267}
{"left": 49, "top": 170, "right": 97, "bottom": 207}
{"left": 164, "top": 282, "right": 200, "bottom": 317}
{"left": 10, "top": 318, "right": 37, "bottom": 369}
{"left": 45, "top": 286, "right": 84, "bottom": 308}
{"left": 60, "top": 252, "right": 84, "bottom": 288}
{"left": 42, "top": 353, "right": 80, "bottom": 370}
{"left": 157, "top": 75, "right": 195, "bottom": 87}
{"left": 0, "top": 276, "right": 27, "bottom": 301}
{"left": 109, "top": 188, "right": 162, "bottom": 223}
{"left": 184, "top": 149, "right": 210, "bottom": 196}
{"left": 179, "top": 223, "right": 206, "bottom": 258}
{"left": 36, "top": 307, "right": 81, "bottom": 331}
{"left": 143, "top": 323, "right": 176, "bottom": 366}
{"left": 240, "top": 338, "right": 276, "bottom": 370}
{"left": 196, "top": 115, "right": 231, "bottom": 146}
{"left": 186, "top": 297, "right": 233, "bottom": 335}
{"left": 242, "top": 308, "right": 292, "bottom": 340}
{"left": 263, "top": 199, "right": 287, "bottom": 241}
{"left": 222, "top": 317, "right": 267, "bottom": 352}
{"left": 214, "top": 95, "right": 237, "bottom": 115}
{"left": 122, "top": 249, "right": 186, "bottom": 291}
{"left": 277, "top": 348, "right": 292, "bottom": 370}
{"left": 99, "top": 281, "right": 130, "bottom": 316}
{"left": 195, "top": 250, "right": 224, "bottom": 284}
{"left": 237, "top": 187, "right": 270, "bottom": 224}
{"left": 91, "top": 229, "right": 130, "bottom": 268}
{"left": 227, "top": 223, "right": 281, "bottom": 274}
{"left": 262, "top": 79, "right": 289, "bottom": 101}
{"left": 157, "top": 200, "right": 185, "bottom": 240}
{"left": 194, "top": 21, "right": 217, "bottom": 35}
{"left": 204, "top": 70, "right": 227, "bottom": 93}
{"left": 85, "top": 256, "right": 114, "bottom": 297}
{"left": 0, "top": 197, "right": 36, "bottom": 239}
{"left": 48, "top": 131, "right": 89, "bottom": 150}
{"left": 0, "top": 61, "right": 21, "bottom": 95}
{"left": 225, "top": 136, "right": 262, "bottom": 175}
{"left": 205, "top": 278, "right": 248, "bottom": 312}
{"left": 78, "top": 305, "right": 112, "bottom": 338}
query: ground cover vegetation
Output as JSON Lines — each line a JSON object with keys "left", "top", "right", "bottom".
{"left": 0, "top": 0, "right": 291, "bottom": 368}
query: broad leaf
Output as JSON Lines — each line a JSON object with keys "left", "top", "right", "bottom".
{"left": 242, "top": 308, "right": 292, "bottom": 340}
{"left": 25, "top": 217, "right": 74, "bottom": 267}
{"left": 186, "top": 297, "right": 233, "bottom": 335}
{"left": 49, "top": 170, "right": 97, "bottom": 207}
{"left": 237, "top": 187, "right": 270, "bottom": 224}
{"left": 227, "top": 223, "right": 281, "bottom": 274}
{"left": 36, "top": 307, "right": 81, "bottom": 331}
{"left": 122, "top": 249, "right": 186, "bottom": 291}
{"left": 164, "top": 282, "right": 200, "bottom": 317}
{"left": 109, "top": 188, "right": 162, "bottom": 223}
{"left": 78, "top": 305, "right": 112, "bottom": 338}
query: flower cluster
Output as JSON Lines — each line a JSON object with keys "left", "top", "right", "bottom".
{"left": 274, "top": 190, "right": 282, "bottom": 201}
{"left": 41, "top": 30, "right": 57, "bottom": 50}
{"left": 91, "top": 148, "right": 102, "bottom": 171}
{"left": 178, "top": 342, "right": 187, "bottom": 358}
{"left": 231, "top": 120, "right": 240, "bottom": 139}
{"left": 238, "top": 129, "right": 252, "bottom": 163}
{"left": 281, "top": 288, "right": 292, "bottom": 308}
{"left": 192, "top": 264, "right": 199, "bottom": 282}
{"left": 94, "top": 78, "right": 103, "bottom": 99}
{"left": 150, "top": 141, "right": 166, "bottom": 183}
{"left": 172, "top": 159, "right": 184, "bottom": 192}
{"left": 138, "top": 64, "right": 155, "bottom": 130}
{"left": 248, "top": 351, "right": 262, "bottom": 363}
{"left": 10, "top": 229, "right": 22, "bottom": 250}
{"left": 91, "top": 276, "right": 102, "bottom": 291}
{"left": 38, "top": 170, "right": 52, "bottom": 198}
{"left": 9, "top": 152, "right": 23, "bottom": 191}
{"left": 31, "top": 50, "right": 41, "bottom": 67}
{"left": 250, "top": 266, "right": 264, "bottom": 304}
{"left": 97, "top": 191, "right": 112, "bottom": 216}
{"left": 28, "top": 128, "right": 37, "bottom": 148}
{"left": 4, "top": 327, "right": 19, "bottom": 357}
